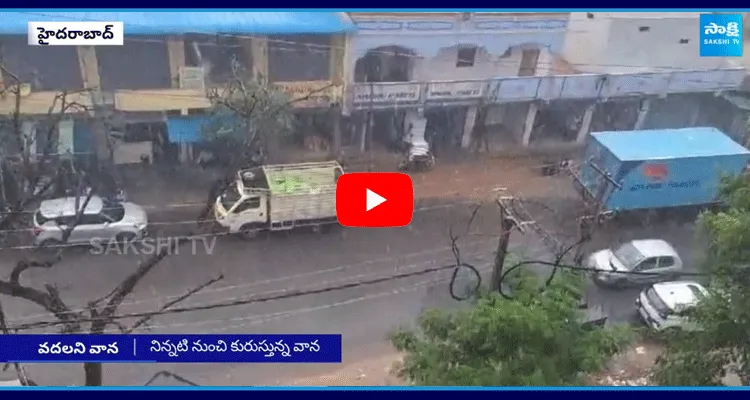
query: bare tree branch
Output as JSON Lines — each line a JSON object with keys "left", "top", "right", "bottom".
{"left": 0, "top": 59, "right": 322, "bottom": 386}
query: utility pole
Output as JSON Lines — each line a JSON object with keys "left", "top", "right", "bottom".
{"left": 490, "top": 198, "right": 524, "bottom": 292}
{"left": 571, "top": 161, "right": 622, "bottom": 264}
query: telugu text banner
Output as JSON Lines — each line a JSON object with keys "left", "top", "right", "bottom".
{"left": 0, "top": 334, "right": 342, "bottom": 363}
{"left": 28, "top": 21, "right": 124, "bottom": 46}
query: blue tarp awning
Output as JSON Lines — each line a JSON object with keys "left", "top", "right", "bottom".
{"left": 167, "top": 115, "right": 241, "bottom": 144}
{"left": 167, "top": 116, "right": 210, "bottom": 144}
{"left": 0, "top": 11, "right": 356, "bottom": 35}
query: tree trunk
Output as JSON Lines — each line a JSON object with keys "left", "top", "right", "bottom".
{"left": 84, "top": 362, "right": 103, "bottom": 386}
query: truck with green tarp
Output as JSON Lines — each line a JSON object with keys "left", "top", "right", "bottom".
{"left": 214, "top": 161, "right": 343, "bottom": 239}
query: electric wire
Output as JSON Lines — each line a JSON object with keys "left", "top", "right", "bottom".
{"left": 9, "top": 251, "right": 709, "bottom": 332}
{"left": 0, "top": 159, "right": 567, "bottom": 322}
{"left": 7, "top": 259, "right": 471, "bottom": 331}
{"left": 7, "top": 237, "right": 495, "bottom": 324}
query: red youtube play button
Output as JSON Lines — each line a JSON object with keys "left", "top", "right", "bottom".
{"left": 336, "top": 172, "right": 414, "bottom": 228}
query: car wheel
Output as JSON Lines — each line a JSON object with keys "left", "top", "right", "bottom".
{"left": 238, "top": 224, "right": 260, "bottom": 240}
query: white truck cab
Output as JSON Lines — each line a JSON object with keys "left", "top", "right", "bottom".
{"left": 214, "top": 161, "right": 342, "bottom": 240}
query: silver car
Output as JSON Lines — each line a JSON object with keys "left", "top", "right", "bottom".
{"left": 33, "top": 196, "right": 148, "bottom": 247}
{"left": 588, "top": 239, "right": 684, "bottom": 288}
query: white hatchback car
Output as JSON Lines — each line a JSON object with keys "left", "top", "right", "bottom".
{"left": 588, "top": 239, "right": 683, "bottom": 288}
{"left": 636, "top": 281, "right": 708, "bottom": 331}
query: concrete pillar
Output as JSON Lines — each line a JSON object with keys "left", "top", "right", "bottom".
{"left": 179, "top": 143, "right": 191, "bottom": 163}
{"left": 167, "top": 36, "right": 186, "bottom": 89}
{"left": 521, "top": 103, "right": 539, "bottom": 147}
{"left": 634, "top": 98, "right": 652, "bottom": 130}
{"left": 249, "top": 37, "right": 269, "bottom": 82}
{"left": 330, "top": 105, "right": 342, "bottom": 157}
{"left": 576, "top": 103, "right": 597, "bottom": 143}
{"left": 688, "top": 101, "right": 701, "bottom": 126}
{"left": 359, "top": 114, "right": 369, "bottom": 153}
{"left": 21, "top": 121, "right": 36, "bottom": 157}
{"left": 329, "top": 34, "right": 346, "bottom": 86}
{"left": 76, "top": 46, "right": 100, "bottom": 89}
{"left": 461, "top": 106, "right": 478, "bottom": 149}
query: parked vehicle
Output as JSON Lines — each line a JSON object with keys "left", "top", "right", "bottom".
{"left": 399, "top": 117, "right": 435, "bottom": 172}
{"left": 214, "top": 161, "right": 342, "bottom": 240}
{"left": 588, "top": 239, "right": 683, "bottom": 288}
{"left": 572, "top": 127, "right": 750, "bottom": 215}
{"left": 32, "top": 196, "right": 149, "bottom": 247}
{"left": 636, "top": 281, "right": 708, "bottom": 331}
{"left": 398, "top": 139, "right": 436, "bottom": 172}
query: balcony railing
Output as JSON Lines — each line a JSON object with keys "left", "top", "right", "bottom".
{"left": 346, "top": 68, "right": 747, "bottom": 111}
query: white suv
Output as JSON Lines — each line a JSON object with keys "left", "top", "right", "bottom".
{"left": 33, "top": 196, "right": 148, "bottom": 247}
{"left": 636, "top": 281, "right": 708, "bottom": 331}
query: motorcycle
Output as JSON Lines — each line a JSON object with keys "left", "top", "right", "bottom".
{"left": 398, "top": 139, "right": 436, "bottom": 172}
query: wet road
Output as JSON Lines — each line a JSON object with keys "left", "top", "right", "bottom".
{"left": 0, "top": 158, "right": 701, "bottom": 386}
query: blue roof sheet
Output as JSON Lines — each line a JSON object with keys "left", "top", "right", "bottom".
{"left": 592, "top": 127, "right": 750, "bottom": 161}
{"left": 0, "top": 11, "right": 356, "bottom": 35}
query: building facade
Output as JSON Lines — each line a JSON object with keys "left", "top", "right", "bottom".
{"left": 0, "top": 12, "right": 354, "bottom": 164}
{"left": 561, "top": 12, "right": 735, "bottom": 74}
{"left": 0, "top": 11, "right": 746, "bottom": 166}
{"left": 345, "top": 12, "right": 748, "bottom": 151}
{"left": 344, "top": 12, "right": 572, "bottom": 153}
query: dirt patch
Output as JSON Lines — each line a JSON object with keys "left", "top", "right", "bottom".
{"left": 589, "top": 341, "right": 664, "bottom": 386}
{"left": 402, "top": 155, "right": 576, "bottom": 208}
{"left": 282, "top": 342, "right": 665, "bottom": 387}
{"left": 283, "top": 353, "right": 405, "bottom": 386}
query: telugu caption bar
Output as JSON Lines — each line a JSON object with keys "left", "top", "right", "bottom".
{"left": 27, "top": 21, "right": 124, "bottom": 46}
{"left": 0, "top": 334, "right": 342, "bottom": 363}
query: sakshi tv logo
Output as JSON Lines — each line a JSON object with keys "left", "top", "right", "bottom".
{"left": 700, "top": 13, "right": 743, "bottom": 57}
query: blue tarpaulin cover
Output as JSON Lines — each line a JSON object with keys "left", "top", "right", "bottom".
{"left": 166, "top": 116, "right": 212, "bottom": 144}
{"left": 592, "top": 127, "right": 750, "bottom": 162}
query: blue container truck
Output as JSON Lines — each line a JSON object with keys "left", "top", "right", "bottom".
{"left": 573, "top": 127, "right": 750, "bottom": 213}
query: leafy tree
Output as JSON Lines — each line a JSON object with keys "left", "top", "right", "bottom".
{"left": 653, "top": 175, "right": 750, "bottom": 386}
{"left": 390, "top": 270, "right": 631, "bottom": 386}
{"left": 204, "top": 62, "right": 295, "bottom": 167}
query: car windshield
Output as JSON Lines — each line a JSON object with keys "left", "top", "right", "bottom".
{"left": 613, "top": 243, "right": 645, "bottom": 269}
{"left": 646, "top": 287, "right": 671, "bottom": 316}
{"left": 221, "top": 185, "right": 242, "bottom": 211}
{"left": 101, "top": 203, "right": 125, "bottom": 222}
{"left": 687, "top": 285, "right": 706, "bottom": 301}
{"left": 34, "top": 211, "right": 50, "bottom": 225}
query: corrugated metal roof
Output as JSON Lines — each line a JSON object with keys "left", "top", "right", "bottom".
{"left": 592, "top": 127, "right": 750, "bottom": 161}
{"left": 0, "top": 11, "right": 355, "bottom": 35}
